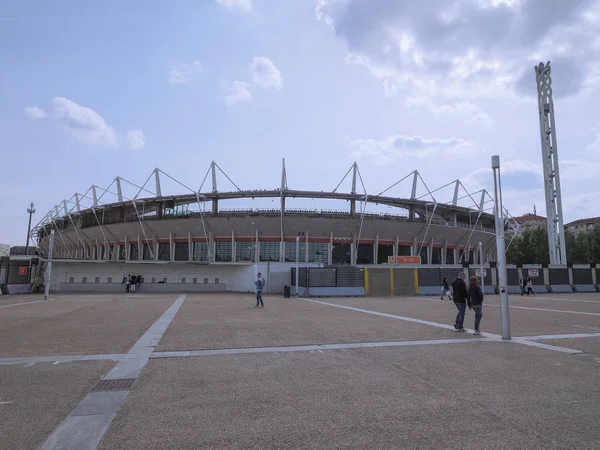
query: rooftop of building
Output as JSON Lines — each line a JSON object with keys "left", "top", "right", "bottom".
{"left": 565, "top": 216, "right": 600, "bottom": 227}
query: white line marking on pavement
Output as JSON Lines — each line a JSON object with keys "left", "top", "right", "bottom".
{"left": 407, "top": 296, "right": 600, "bottom": 316}
{"left": 0, "top": 299, "right": 49, "bottom": 309}
{"left": 38, "top": 294, "right": 186, "bottom": 450}
{"left": 519, "top": 332, "right": 600, "bottom": 341}
{"left": 0, "top": 401, "right": 13, "bottom": 405}
{"left": 530, "top": 296, "right": 600, "bottom": 304}
{"left": 301, "top": 298, "right": 583, "bottom": 354}
{"left": 150, "top": 337, "right": 492, "bottom": 359}
{"left": 0, "top": 354, "right": 126, "bottom": 366}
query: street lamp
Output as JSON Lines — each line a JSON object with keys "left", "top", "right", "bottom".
{"left": 25, "top": 202, "right": 36, "bottom": 256}
{"left": 492, "top": 155, "right": 511, "bottom": 340}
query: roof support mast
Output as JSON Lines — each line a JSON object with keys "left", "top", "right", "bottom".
{"left": 535, "top": 61, "right": 567, "bottom": 265}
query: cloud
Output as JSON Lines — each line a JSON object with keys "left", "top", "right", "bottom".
{"left": 224, "top": 57, "right": 282, "bottom": 106}
{"left": 25, "top": 97, "right": 144, "bottom": 149}
{"left": 349, "top": 134, "right": 473, "bottom": 165}
{"left": 224, "top": 81, "right": 253, "bottom": 106}
{"left": 216, "top": 0, "right": 252, "bottom": 13}
{"left": 24, "top": 106, "right": 47, "bottom": 119}
{"left": 125, "top": 130, "right": 145, "bottom": 150}
{"left": 465, "top": 113, "right": 494, "bottom": 126}
{"left": 249, "top": 57, "right": 283, "bottom": 90}
{"left": 168, "top": 60, "right": 202, "bottom": 84}
{"left": 316, "top": 0, "right": 600, "bottom": 108}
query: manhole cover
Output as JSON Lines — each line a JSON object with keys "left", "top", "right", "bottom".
{"left": 91, "top": 379, "right": 135, "bottom": 392}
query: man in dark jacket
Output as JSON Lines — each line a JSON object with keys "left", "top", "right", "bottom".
{"left": 451, "top": 272, "right": 468, "bottom": 332}
{"left": 467, "top": 276, "right": 484, "bottom": 335}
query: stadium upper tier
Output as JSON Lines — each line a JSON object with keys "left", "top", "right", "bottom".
{"left": 31, "top": 162, "right": 517, "bottom": 264}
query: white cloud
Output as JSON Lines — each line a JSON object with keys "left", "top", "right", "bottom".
{"left": 317, "top": 0, "right": 600, "bottom": 109}
{"left": 349, "top": 134, "right": 473, "bottom": 165}
{"left": 223, "top": 57, "right": 282, "bottom": 106}
{"left": 216, "top": 0, "right": 252, "bottom": 13}
{"left": 224, "top": 81, "right": 253, "bottom": 107}
{"left": 168, "top": 60, "right": 202, "bottom": 84}
{"left": 465, "top": 113, "right": 494, "bottom": 126}
{"left": 24, "top": 106, "right": 47, "bottom": 119}
{"left": 249, "top": 57, "right": 283, "bottom": 90}
{"left": 25, "top": 97, "right": 144, "bottom": 149}
{"left": 125, "top": 130, "right": 145, "bottom": 150}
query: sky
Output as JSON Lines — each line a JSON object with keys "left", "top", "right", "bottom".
{"left": 1, "top": 0, "right": 599, "bottom": 246}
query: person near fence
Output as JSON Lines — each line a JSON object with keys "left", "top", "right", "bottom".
{"left": 440, "top": 277, "right": 452, "bottom": 301}
{"left": 467, "top": 276, "right": 484, "bottom": 335}
{"left": 254, "top": 272, "right": 265, "bottom": 308}
{"left": 526, "top": 278, "right": 535, "bottom": 296}
{"left": 519, "top": 277, "right": 526, "bottom": 296}
{"left": 451, "top": 272, "right": 468, "bottom": 332}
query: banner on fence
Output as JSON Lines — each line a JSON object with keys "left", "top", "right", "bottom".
{"left": 388, "top": 256, "right": 421, "bottom": 264}
{"left": 475, "top": 269, "right": 487, "bottom": 277}
{"left": 528, "top": 269, "right": 539, "bottom": 277}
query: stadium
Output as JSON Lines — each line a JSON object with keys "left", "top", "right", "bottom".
{"left": 30, "top": 160, "right": 517, "bottom": 294}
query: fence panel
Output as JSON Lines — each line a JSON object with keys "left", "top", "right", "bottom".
{"left": 393, "top": 268, "right": 415, "bottom": 296}
{"left": 337, "top": 266, "right": 364, "bottom": 287}
{"left": 368, "top": 269, "right": 391, "bottom": 296}
{"left": 308, "top": 268, "right": 336, "bottom": 287}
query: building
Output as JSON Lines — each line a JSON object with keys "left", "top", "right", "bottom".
{"left": 0, "top": 244, "right": 9, "bottom": 258}
{"left": 30, "top": 161, "right": 517, "bottom": 294}
{"left": 511, "top": 213, "right": 547, "bottom": 232}
{"left": 565, "top": 217, "right": 600, "bottom": 236}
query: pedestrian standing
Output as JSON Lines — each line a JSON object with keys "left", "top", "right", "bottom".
{"left": 130, "top": 274, "right": 137, "bottom": 293}
{"left": 519, "top": 277, "right": 526, "bottom": 296}
{"left": 451, "top": 272, "right": 468, "bottom": 332}
{"left": 467, "top": 276, "right": 484, "bottom": 335}
{"left": 440, "top": 277, "right": 452, "bottom": 300}
{"left": 254, "top": 272, "right": 265, "bottom": 308}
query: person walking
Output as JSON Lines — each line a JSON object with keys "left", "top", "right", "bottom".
{"left": 451, "top": 272, "right": 468, "bottom": 332}
{"left": 467, "top": 276, "right": 484, "bottom": 335}
{"left": 526, "top": 278, "right": 535, "bottom": 296}
{"left": 130, "top": 274, "right": 137, "bottom": 293}
{"left": 254, "top": 272, "right": 266, "bottom": 308}
{"left": 440, "top": 277, "right": 452, "bottom": 301}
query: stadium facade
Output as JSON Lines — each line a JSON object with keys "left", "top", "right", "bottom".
{"left": 30, "top": 161, "right": 517, "bottom": 294}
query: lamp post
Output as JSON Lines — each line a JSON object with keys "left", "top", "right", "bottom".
{"left": 25, "top": 202, "right": 36, "bottom": 256}
{"left": 492, "top": 155, "right": 511, "bottom": 340}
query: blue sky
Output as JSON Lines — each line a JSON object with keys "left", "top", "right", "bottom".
{"left": 1, "top": 0, "right": 599, "bottom": 245}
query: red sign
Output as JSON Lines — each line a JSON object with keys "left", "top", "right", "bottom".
{"left": 18, "top": 267, "right": 28, "bottom": 275}
{"left": 388, "top": 256, "right": 421, "bottom": 264}
{"left": 528, "top": 269, "right": 539, "bottom": 278}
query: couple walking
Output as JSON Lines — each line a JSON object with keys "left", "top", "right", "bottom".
{"left": 452, "top": 272, "right": 484, "bottom": 335}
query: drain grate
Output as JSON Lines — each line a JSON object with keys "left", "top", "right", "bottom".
{"left": 91, "top": 378, "right": 135, "bottom": 392}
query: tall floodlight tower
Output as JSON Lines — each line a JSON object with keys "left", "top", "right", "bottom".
{"left": 535, "top": 61, "right": 567, "bottom": 265}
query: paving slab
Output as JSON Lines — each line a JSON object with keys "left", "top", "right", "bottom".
{"left": 98, "top": 342, "right": 600, "bottom": 450}
{"left": 0, "top": 361, "right": 114, "bottom": 450}
{"left": 157, "top": 294, "right": 474, "bottom": 351}
{"left": 328, "top": 296, "right": 600, "bottom": 336}
{"left": 0, "top": 296, "right": 176, "bottom": 357}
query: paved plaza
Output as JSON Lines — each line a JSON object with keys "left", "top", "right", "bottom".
{"left": 1, "top": 291, "right": 599, "bottom": 449}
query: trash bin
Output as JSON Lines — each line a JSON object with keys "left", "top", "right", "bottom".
{"left": 283, "top": 285, "right": 291, "bottom": 298}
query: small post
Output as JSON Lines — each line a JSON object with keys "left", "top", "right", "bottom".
{"left": 295, "top": 235, "right": 300, "bottom": 296}
{"left": 44, "top": 229, "right": 55, "bottom": 300}
{"left": 492, "top": 155, "right": 511, "bottom": 340}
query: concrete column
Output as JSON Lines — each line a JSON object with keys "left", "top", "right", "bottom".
{"left": 138, "top": 235, "right": 143, "bottom": 261}
{"left": 125, "top": 236, "right": 130, "bottom": 261}
{"left": 453, "top": 247, "right": 458, "bottom": 265}
{"left": 255, "top": 229, "right": 259, "bottom": 263}
{"left": 374, "top": 234, "right": 379, "bottom": 265}
{"left": 188, "top": 232, "right": 193, "bottom": 262}
{"left": 154, "top": 238, "right": 159, "bottom": 261}
{"left": 568, "top": 267, "right": 573, "bottom": 287}
{"left": 411, "top": 236, "right": 418, "bottom": 257}
{"left": 209, "top": 231, "right": 215, "bottom": 262}
{"left": 394, "top": 235, "right": 399, "bottom": 257}
{"left": 328, "top": 232, "right": 333, "bottom": 266}
{"left": 212, "top": 199, "right": 218, "bottom": 215}
{"left": 169, "top": 232, "right": 174, "bottom": 262}
{"left": 442, "top": 239, "right": 448, "bottom": 265}
{"left": 305, "top": 232, "right": 309, "bottom": 263}
{"left": 592, "top": 267, "right": 597, "bottom": 286}
{"left": 351, "top": 233, "right": 357, "bottom": 266}
{"left": 95, "top": 239, "right": 99, "bottom": 260}
{"left": 231, "top": 231, "right": 236, "bottom": 262}
{"left": 428, "top": 237, "right": 434, "bottom": 265}
{"left": 452, "top": 213, "right": 457, "bottom": 226}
